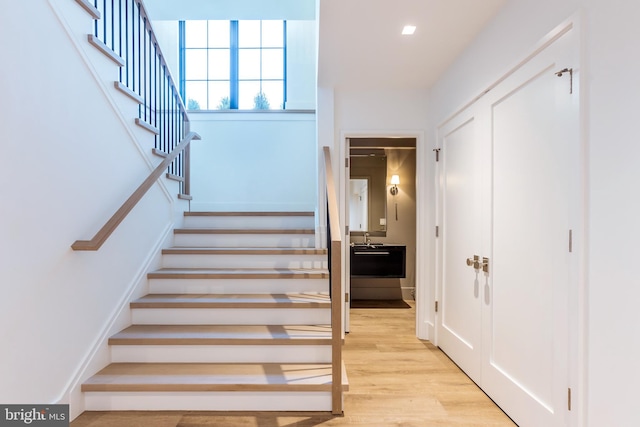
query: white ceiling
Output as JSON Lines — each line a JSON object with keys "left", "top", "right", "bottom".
{"left": 144, "top": 0, "right": 508, "bottom": 91}
{"left": 317, "top": 0, "right": 508, "bottom": 90}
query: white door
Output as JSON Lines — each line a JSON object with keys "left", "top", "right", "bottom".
{"left": 437, "top": 24, "right": 578, "bottom": 427}
{"left": 438, "top": 114, "right": 485, "bottom": 381}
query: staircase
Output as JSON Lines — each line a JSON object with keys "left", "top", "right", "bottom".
{"left": 82, "top": 211, "right": 347, "bottom": 411}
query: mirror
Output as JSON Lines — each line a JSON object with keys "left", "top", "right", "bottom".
{"left": 349, "top": 150, "right": 387, "bottom": 236}
{"left": 349, "top": 178, "right": 369, "bottom": 231}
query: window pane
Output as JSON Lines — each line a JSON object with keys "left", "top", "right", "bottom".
{"left": 238, "top": 20, "right": 261, "bottom": 47}
{"left": 185, "top": 21, "right": 207, "bottom": 48}
{"left": 209, "top": 81, "right": 230, "bottom": 109}
{"left": 208, "top": 49, "right": 230, "bottom": 80}
{"left": 261, "top": 49, "right": 283, "bottom": 79}
{"left": 185, "top": 81, "right": 207, "bottom": 110}
{"left": 208, "top": 21, "right": 229, "bottom": 48}
{"left": 239, "top": 49, "right": 261, "bottom": 79}
{"left": 238, "top": 81, "right": 261, "bottom": 109}
{"left": 185, "top": 49, "right": 207, "bottom": 80}
{"left": 261, "top": 80, "right": 284, "bottom": 109}
{"left": 261, "top": 21, "right": 284, "bottom": 47}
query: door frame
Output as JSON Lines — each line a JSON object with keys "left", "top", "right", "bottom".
{"left": 339, "top": 130, "right": 428, "bottom": 337}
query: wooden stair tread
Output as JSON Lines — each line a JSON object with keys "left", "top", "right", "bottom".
{"left": 82, "top": 363, "right": 349, "bottom": 392}
{"left": 184, "top": 212, "right": 314, "bottom": 217}
{"left": 109, "top": 324, "right": 332, "bottom": 345}
{"left": 147, "top": 268, "right": 329, "bottom": 279}
{"left": 131, "top": 293, "right": 331, "bottom": 308}
{"left": 174, "top": 228, "right": 314, "bottom": 235}
{"left": 162, "top": 247, "right": 327, "bottom": 255}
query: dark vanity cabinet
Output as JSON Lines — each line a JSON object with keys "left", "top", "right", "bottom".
{"left": 350, "top": 245, "right": 406, "bottom": 278}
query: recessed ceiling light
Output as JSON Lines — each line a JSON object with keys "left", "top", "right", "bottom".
{"left": 402, "top": 25, "right": 416, "bottom": 35}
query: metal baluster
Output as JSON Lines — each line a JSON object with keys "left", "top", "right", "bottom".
{"left": 137, "top": 3, "right": 141, "bottom": 118}
{"left": 153, "top": 41, "right": 158, "bottom": 141}
{"left": 143, "top": 17, "right": 147, "bottom": 122}
{"left": 110, "top": 0, "right": 114, "bottom": 52}
{"left": 102, "top": 0, "right": 106, "bottom": 45}
{"left": 93, "top": 0, "right": 98, "bottom": 37}
{"left": 118, "top": 0, "right": 122, "bottom": 82}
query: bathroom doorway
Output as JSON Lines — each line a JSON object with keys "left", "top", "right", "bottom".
{"left": 342, "top": 135, "right": 419, "bottom": 332}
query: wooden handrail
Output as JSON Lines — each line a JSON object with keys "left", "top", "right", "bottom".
{"left": 323, "top": 146, "right": 343, "bottom": 415}
{"left": 72, "top": 132, "right": 201, "bottom": 251}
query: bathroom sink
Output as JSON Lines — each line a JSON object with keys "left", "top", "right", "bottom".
{"left": 351, "top": 242, "right": 384, "bottom": 248}
{"left": 350, "top": 244, "right": 406, "bottom": 277}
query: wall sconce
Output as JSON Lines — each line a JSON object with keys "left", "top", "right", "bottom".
{"left": 390, "top": 175, "right": 400, "bottom": 195}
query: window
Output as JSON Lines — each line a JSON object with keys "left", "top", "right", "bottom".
{"left": 180, "top": 20, "right": 286, "bottom": 110}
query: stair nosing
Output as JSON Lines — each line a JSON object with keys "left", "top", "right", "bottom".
{"left": 109, "top": 337, "right": 331, "bottom": 345}
{"left": 184, "top": 212, "right": 314, "bottom": 217}
{"left": 81, "top": 362, "right": 348, "bottom": 393}
{"left": 162, "top": 248, "right": 327, "bottom": 255}
{"left": 147, "top": 268, "right": 329, "bottom": 280}
{"left": 173, "top": 229, "right": 315, "bottom": 235}
{"left": 109, "top": 324, "right": 332, "bottom": 346}
{"left": 130, "top": 293, "right": 330, "bottom": 309}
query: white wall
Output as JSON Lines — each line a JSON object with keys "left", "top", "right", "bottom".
{"left": 316, "top": 87, "right": 429, "bottom": 331}
{"left": 188, "top": 111, "right": 317, "bottom": 211}
{"left": 284, "top": 20, "right": 316, "bottom": 109}
{"left": 0, "top": 0, "right": 185, "bottom": 416}
{"left": 427, "top": 0, "right": 640, "bottom": 425}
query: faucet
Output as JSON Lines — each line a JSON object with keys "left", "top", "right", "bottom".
{"left": 364, "top": 232, "right": 370, "bottom": 245}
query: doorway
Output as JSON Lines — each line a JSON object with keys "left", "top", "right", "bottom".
{"left": 341, "top": 136, "right": 421, "bottom": 332}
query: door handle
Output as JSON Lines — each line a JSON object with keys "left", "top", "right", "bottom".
{"left": 466, "top": 255, "right": 489, "bottom": 273}
{"left": 481, "top": 257, "right": 489, "bottom": 273}
{"left": 466, "top": 255, "right": 481, "bottom": 269}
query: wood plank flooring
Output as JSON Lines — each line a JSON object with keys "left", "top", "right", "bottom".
{"left": 71, "top": 301, "right": 517, "bottom": 426}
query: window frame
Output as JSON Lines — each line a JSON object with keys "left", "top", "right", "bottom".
{"left": 179, "top": 20, "right": 287, "bottom": 111}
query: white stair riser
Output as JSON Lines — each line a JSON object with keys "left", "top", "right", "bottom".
{"left": 84, "top": 391, "right": 332, "bottom": 411}
{"left": 131, "top": 308, "right": 331, "bottom": 325}
{"left": 111, "top": 345, "right": 331, "bottom": 363}
{"left": 161, "top": 254, "right": 328, "bottom": 269}
{"left": 148, "top": 278, "right": 329, "bottom": 294}
{"left": 183, "top": 216, "right": 315, "bottom": 230}
{"left": 173, "top": 234, "right": 315, "bottom": 248}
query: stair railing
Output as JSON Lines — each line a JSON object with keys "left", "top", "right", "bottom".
{"left": 323, "top": 146, "right": 343, "bottom": 415}
{"left": 72, "top": 0, "right": 197, "bottom": 250}
{"left": 72, "top": 132, "right": 200, "bottom": 251}
{"left": 76, "top": 0, "right": 191, "bottom": 192}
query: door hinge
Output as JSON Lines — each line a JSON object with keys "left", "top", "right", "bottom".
{"left": 555, "top": 68, "right": 574, "bottom": 94}
{"left": 569, "top": 229, "right": 573, "bottom": 253}
{"left": 568, "top": 387, "right": 572, "bottom": 411}
{"left": 435, "top": 301, "right": 439, "bottom": 313}
{"left": 345, "top": 225, "right": 349, "bottom": 236}
{"left": 345, "top": 157, "right": 349, "bottom": 168}
{"left": 433, "top": 148, "right": 441, "bottom": 162}
{"left": 435, "top": 225, "right": 439, "bottom": 237}
{"left": 345, "top": 293, "right": 350, "bottom": 303}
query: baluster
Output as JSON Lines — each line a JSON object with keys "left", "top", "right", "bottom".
{"left": 110, "top": 0, "right": 114, "bottom": 52}
{"left": 118, "top": 0, "right": 122, "bottom": 82}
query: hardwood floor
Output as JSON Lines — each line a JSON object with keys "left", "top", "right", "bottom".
{"left": 71, "top": 301, "right": 516, "bottom": 426}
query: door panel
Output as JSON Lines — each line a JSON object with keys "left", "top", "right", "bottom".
{"left": 439, "top": 117, "right": 482, "bottom": 380}
{"left": 481, "top": 35, "right": 575, "bottom": 426}
{"left": 487, "top": 66, "right": 566, "bottom": 411}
